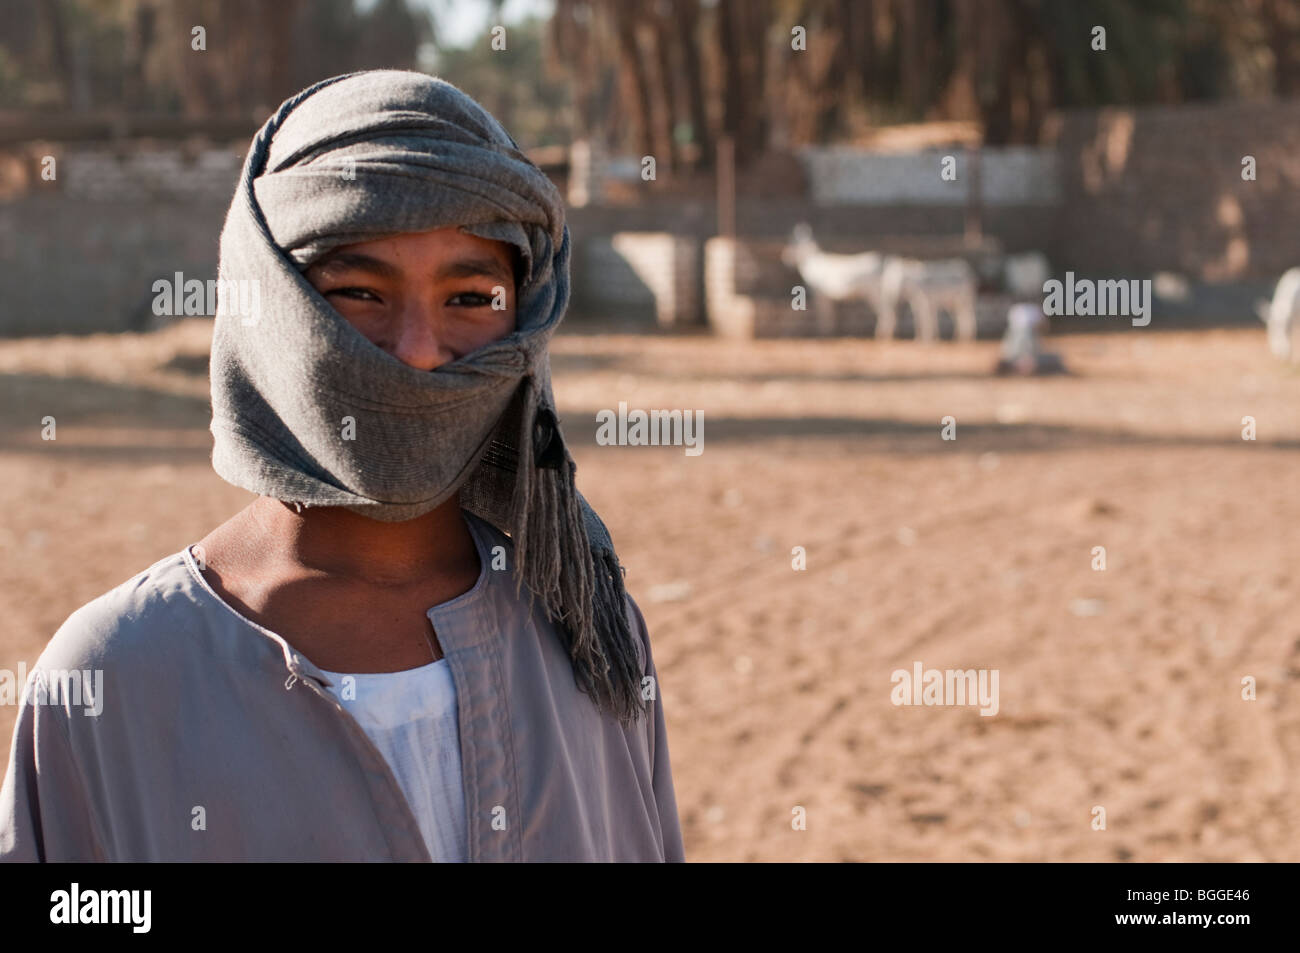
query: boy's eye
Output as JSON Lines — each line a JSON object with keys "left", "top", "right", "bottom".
{"left": 449, "top": 291, "right": 495, "bottom": 307}
{"left": 326, "top": 287, "right": 381, "bottom": 303}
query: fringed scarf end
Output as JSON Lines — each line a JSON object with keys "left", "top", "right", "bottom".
{"left": 509, "top": 376, "right": 648, "bottom": 729}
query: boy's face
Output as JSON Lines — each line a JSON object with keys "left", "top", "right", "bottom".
{"left": 303, "top": 226, "right": 518, "bottom": 370}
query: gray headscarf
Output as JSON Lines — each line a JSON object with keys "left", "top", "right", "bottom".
{"left": 209, "top": 70, "right": 644, "bottom": 727}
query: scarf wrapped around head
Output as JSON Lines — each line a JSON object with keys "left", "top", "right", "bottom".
{"left": 210, "top": 69, "right": 644, "bottom": 727}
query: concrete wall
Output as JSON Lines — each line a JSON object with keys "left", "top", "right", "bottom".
{"left": 577, "top": 232, "right": 702, "bottom": 328}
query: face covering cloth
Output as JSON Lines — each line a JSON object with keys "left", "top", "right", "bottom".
{"left": 209, "top": 69, "right": 644, "bottom": 727}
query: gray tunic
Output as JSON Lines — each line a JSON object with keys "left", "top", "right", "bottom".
{"left": 0, "top": 511, "right": 684, "bottom": 862}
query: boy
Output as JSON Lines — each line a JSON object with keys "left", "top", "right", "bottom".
{"left": 0, "top": 70, "right": 684, "bottom": 862}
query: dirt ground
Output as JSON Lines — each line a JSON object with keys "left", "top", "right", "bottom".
{"left": 1, "top": 317, "right": 1297, "bottom": 862}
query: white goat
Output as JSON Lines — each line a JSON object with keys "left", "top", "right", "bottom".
{"left": 1003, "top": 252, "right": 1051, "bottom": 299}
{"left": 781, "top": 223, "right": 886, "bottom": 333}
{"left": 878, "top": 256, "right": 978, "bottom": 342}
{"left": 1256, "top": 267, "right": 1300, "bottom": 362}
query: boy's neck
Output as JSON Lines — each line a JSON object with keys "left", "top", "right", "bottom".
{"left": 242, "top": 492, "right": 478, "bottom": 588}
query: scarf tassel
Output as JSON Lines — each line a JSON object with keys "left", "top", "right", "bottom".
{"left": 510, "top": 377, "right": 646, "bottom": 728}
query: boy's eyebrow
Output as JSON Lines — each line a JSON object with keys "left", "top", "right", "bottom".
{"left": 435, "top": 256, "right": 513, "bottom": 284}
{"left": 313, "top": 251, "right": 512, "bottom": 284}
{"left": 312, "top": 251, "right": 401, "bottom": 279}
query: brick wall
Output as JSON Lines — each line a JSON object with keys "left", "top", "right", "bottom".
{"left": 0, "top": 143, "right": 242, "bottom": 336}
{"left": 798, "top": 145, "right": 1061, "bottom": 207}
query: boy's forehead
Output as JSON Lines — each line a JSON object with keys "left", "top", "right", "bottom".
{"left": 314, "top": 228, "right": 518, "bottom": 271}
{"left": 296, "top": 223, "right": 525, "bottom": 281}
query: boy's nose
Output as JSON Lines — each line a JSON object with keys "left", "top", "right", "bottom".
{"left": 389, "top": 302, "right": 456, "bottom": 371}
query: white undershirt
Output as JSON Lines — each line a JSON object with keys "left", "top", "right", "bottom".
{"left": 319, "top": 658, "right": 467, "bottom": 863}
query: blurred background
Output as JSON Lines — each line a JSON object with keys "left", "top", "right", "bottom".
{"left": 1, "top": 0, "right": 1297, "bottom": 861}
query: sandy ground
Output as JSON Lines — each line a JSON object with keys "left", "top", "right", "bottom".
{"left": 1, "top": 317, "right": 1297, "bottom": 862}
